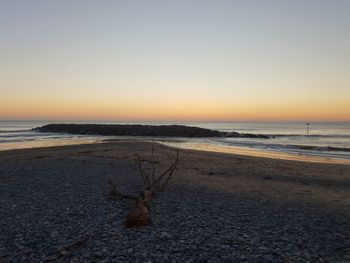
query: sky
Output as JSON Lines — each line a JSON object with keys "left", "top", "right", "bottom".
{"left": 0, "top": 0, "right": 349, "bottom": 122}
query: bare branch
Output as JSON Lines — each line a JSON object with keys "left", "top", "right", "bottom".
{"left": 152, "top": 150, "right": 179, "bottom": 189}
{"left": 45, "top": 237, "right": 89, "bottom": 259}
{"left": 151, "top": 147, "right": 156, "bottom": 184}
{"left": 106, "top": 176, "right": 139, "bottom": 201}
{"left": 134, "top": 154, "right": 150, "bottom": 188}
{"left": 108, "top": 148, "right": 180, "bottom": 228}
{"left": 160, "top": 166, "right": 178, "bottom": 192}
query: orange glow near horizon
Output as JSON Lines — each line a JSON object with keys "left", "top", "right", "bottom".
{"left": 1, "top": 98, "right": 349, "bottom": 122}
{"left": 1, "top": 2, "right": 350, "bottom": 122}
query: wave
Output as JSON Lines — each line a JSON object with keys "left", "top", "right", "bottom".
{"left": 214, "top": 139, "right": 350, "bottom": 153}
{"left": 0, "top": 129, "right": 32, "bottom": 133}
{"left": 0, "top": 132, "right": 58, "bottom": 139}
{"left": 0, "top": 138, "right": 36, "bottom": 143}
{"left": 288, "top": 144, "right": 350, "bottom": 152}
{"left": 0, "top": 130, "right": 81, "bottom": 138}
{"left": 269, "top": 134, "right": 350, "bottom": 138}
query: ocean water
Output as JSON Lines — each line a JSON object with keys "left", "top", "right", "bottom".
{"left": 0, "top": 120, "right": 349, "bottom": 164}
{"left": 0, "top": 121, "right": 104, "bottom": 150}
{"left": 164, "top": 122, "right": 350, "bottom": 164}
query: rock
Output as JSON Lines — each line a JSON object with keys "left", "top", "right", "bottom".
{"left": 0, "top": 151, "right": 347, "bottom": 263}
{"left": 258, "top": 246, "right": 268, "bottom": 251}
{"left": 35, "top": 124, "right": 223, "bottom": 138}
{"left": 49, "top": 230, "right": 58, "bottom": 238}
{"left": 263, "top": 254, "right": 274, "bottom": 262}
{"left": 34, "top": 123, "right": 271, "bottom": 139}
{"left": 159, "top": 231, "right": 171, "bottom": 238}
{"left": 221, "top": 245, "right": 230, "bottom": 249}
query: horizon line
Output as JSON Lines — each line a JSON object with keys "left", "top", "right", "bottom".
{"left": 1, "top": 118, "right": 350, "bottom": 124}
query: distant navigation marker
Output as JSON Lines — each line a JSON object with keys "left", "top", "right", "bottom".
{"left": 306, "top": 123, "right": 310, "bottom": 135}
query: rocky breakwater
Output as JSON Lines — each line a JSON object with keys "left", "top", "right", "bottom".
{"left": 35, "top": 124, "right": 270, "bottom": 139}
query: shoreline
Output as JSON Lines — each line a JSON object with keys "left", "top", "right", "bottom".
{"left": 2, "top": 137, "right": 350, "bottom": 165}
{"left": 1, "top": 141, "right": 349, "bottom": 262}
{"left": 33, "top": 123, "right": 350, "bottom": 164}
{"left": 1, "top": 140, "right": 349, "bottom": 214}
{"left": 160, "top": 140, "right": 350, "bottom": 165}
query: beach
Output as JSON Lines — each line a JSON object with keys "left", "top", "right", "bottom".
{"left": 0, "top": 141, "right": 349, "bottom": 262}
{"left": 2, "top": 0, "right": 350, "bottom": 262}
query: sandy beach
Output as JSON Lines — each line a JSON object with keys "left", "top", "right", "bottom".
{"left": 1, "top": 141, "right": 349, "bottom": 262}
{"left": 2, "top": 0, "right": 350, "bottom": 262}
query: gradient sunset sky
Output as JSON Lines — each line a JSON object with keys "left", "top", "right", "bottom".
{"left": 1, "top": 0, "right": 349, "bottom": 122}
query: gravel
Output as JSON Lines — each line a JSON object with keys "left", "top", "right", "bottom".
{"left": 0, "top": 156, "right": 349, "bottom": 262}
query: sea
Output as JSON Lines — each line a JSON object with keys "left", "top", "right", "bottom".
{"left": 1, "top": 120, "right": 350, "bottom": 164}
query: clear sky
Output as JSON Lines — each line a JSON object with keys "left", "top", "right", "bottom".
{"left": 0, "top": 0, "right": 349, "bottom": 121}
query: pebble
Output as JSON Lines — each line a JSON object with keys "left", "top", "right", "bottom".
{"left": 159, "top": 231, "right": 171, "bottom": 238}
{"left": 0, "top": 157, "right": 348, "bottom": 263}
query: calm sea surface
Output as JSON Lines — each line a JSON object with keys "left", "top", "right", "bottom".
{"left": 1, "top": 120, "right": 349, "bottom": 164}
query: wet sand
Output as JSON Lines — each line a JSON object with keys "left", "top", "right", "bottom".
{"left": 161, "top": 140, "right": 350, "bottom": 165}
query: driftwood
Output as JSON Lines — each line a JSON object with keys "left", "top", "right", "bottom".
{"left": 44, "top": 237, "right": 89, "bottom": 260}
{"left": 107, "top": 148, "right": 179, "bottom": 228}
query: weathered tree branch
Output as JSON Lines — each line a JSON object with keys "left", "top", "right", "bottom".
{"left": 107, "top": 176, "right": 139, "bottom": 201}
{"left": 107, "top": 148, "right": 180, "bottom": 228}
{"left": 150, "top": 147, "right": 156, "bottom": 183}
{"left": 134, "top": 153, "right": 150, "bottom": 188}
{"left": 152, "top": 150, "right": 179, "bottom": 190}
